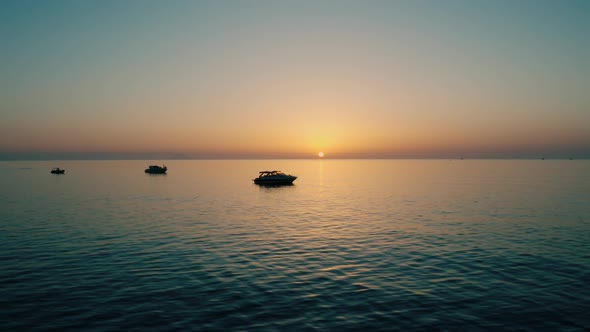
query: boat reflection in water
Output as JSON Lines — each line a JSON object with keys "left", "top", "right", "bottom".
{"left": 253, "top": 170, "right": 297, "bottom": 186}
{"left": 145, "top": 165, "right": 167, "bottom": 174}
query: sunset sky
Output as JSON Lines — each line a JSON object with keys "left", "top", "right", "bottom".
{"left": 1, "top": 0, "right": 589, "bottom": 159}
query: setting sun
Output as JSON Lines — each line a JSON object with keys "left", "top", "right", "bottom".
{"left": 318, "top": 152, "right": 325, "bottom": 158}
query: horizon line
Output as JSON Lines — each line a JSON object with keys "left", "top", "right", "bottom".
{"left": 1, "top": 150, "right": 588, "bottom": 161}
{"left": 1, "top": 157, "right": 587, "bottom": 161}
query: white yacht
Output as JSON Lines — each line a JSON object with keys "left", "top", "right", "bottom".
{"left": 253, "top": 171, "right": 297, "bottom": 185}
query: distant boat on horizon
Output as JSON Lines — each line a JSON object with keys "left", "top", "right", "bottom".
{"left": 253, "top": 170, "right": 297, "bottom": 185}
{"left": 145, "top": 165, "right": 167, "bottom": 174}
{"left": 50, "top": 167, "right": 65, "bottom": 174}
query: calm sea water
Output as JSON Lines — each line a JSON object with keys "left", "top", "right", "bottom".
{"left": 1, "top": 160, "right": 589, "bottom": 331}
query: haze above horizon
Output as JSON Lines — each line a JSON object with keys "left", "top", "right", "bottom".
{"left": 1, "top": 0, "right": 589, "bottom": 160}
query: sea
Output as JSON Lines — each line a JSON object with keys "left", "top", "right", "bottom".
{"left": 1, "top": 159, "right": 589, "bottom": 331}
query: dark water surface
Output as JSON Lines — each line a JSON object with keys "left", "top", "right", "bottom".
{"left": 1, "top": 160, "right": 589, "bottom": 331}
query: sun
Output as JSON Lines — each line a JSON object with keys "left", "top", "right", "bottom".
{"left": 318, "top": 152, "right": 325, "bottom": 158}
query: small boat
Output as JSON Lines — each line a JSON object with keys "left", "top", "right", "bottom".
{"left": 253, "top": 170, "right": 297, "bottom": 185}
{"left": 145, "top": 165, "right": 167, "bottom": 174}
{"left": 50, "top": 167, "right": 65, "bottom": 174}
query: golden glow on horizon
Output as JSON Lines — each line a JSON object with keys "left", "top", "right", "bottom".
{"left": 318, "top": 151, "right": 325, "bottom": 158}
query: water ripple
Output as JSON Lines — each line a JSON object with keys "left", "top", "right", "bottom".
{"left": 1, "top": 160, "right": 589, "bottom": 331}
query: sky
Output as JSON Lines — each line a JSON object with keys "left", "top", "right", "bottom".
{"left": 1, "top": 0, "right": 589, "bottom": 159}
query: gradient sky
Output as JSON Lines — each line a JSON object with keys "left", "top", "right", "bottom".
{"left": 1, "top": 0, "right": 589, "bottom": 159}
